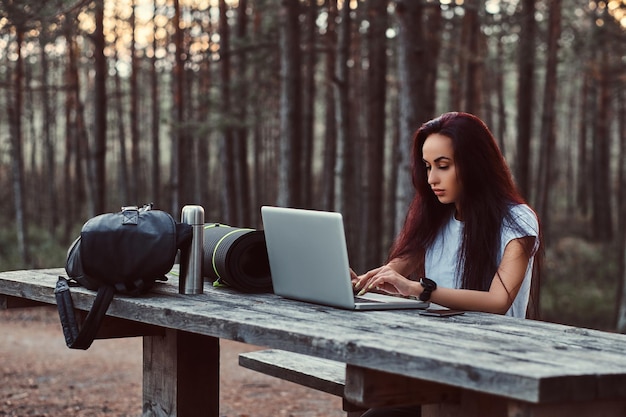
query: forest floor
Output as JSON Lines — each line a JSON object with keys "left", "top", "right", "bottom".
{"left": 0, "top": 307, "right": 345, "bottom": 417}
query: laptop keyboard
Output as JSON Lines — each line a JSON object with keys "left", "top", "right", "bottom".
{"left": 354, "top": 296, "right": 384, "bottom": 303}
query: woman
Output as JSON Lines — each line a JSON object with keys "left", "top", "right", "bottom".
{"left": 355, "top": 111, "right": 540, "bottom": 315}
{"left": 353, "top": 112, "right": 541, "bottom": 416}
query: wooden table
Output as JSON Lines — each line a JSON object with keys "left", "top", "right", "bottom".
{"left": 2, "top": 268, "right": 626, "bottom": 417}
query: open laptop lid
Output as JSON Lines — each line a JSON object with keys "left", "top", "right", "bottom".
{"left": 261, "top": 206, "right": 428, "bottom": 310}
{"left": 262, "top": 206, "right": 356, "bottom": 309}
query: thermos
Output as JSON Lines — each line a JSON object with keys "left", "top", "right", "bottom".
{"left": 180, "top": 205, "right": 204, "bottom": 294}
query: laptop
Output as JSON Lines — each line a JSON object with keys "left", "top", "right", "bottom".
{"left": 261, "top": 206, "right": 429, "bottom": 311}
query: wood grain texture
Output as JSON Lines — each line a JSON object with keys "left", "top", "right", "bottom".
{"left": 143, "top": 329, "right": 220, "bottom": 417}
{"left": 239, "top": 349, "right": 346, "bottom": 396}
{"left": 345, "top": 365, "right": 460, "bottom": 407}
{"left": 3, "top": 268, "right": 626, "bottom": 407}
{"left": 239, "top": 349, "right": 367, "bottom": 415}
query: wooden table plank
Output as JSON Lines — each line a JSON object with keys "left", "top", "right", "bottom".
{"left": 3, "top": 268, "right": 626, "bottom": 406}
{"left": 345, "top": 364, "right": 461, "bottom": 407}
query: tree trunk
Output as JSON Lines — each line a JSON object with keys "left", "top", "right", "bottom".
{"left": 8, "top": 28, "right": 29, "bottom": 265}
{"left": 591, "top": 21, "right": 613, "bottom": 241}
{"left": 113, "top": 52, "right": 130, "bottom": 204}
{"left": 421, "top": 4, "right": 442, "bottom": 134}
{"left": 185, "top": 64, "right": 200, "bottom": 204}
{"left": 515, "top": 0, "right": 536, "bottom": 200}
{"left": 617, "top": 84, "right": 626, "bottom": 305}
{"left": 59, "top": 17, "right": 88, "bottom": 226}
{"left": 301, "top": 0, "right": 318, "bottom": 209}
{"left": 171, "top": 0, "right": 183, "bottom": 216}
{"left": 495, "top": 33, "right": 507, "bottom": 153}
{"left": 218, "top": 0, "right": 237, "bottom": 223}
{"left": 533, "top": 0, "right": 561, "bottom": 320}
{"left": 619, "top": 228, "right": 626, "bottom": 332}
{"left": 333, "top": 0, "right": 351, "bottom": 217}
{"left": 346, "top": 4, "right": 365, "bottom": 265}
{"left": 234, "top": 0, "right": 251, "bottom": 226}
{"left": 461, "top": 0, "right": 483, "bottom": 115}
{"left": 150, "top": 0, "right": 161, "bottom": 206}
{"left": 536, "top": 0, "right": 561, "bottom": 241}
{"left": 363, "top": 0, "right": 388, "bottom": 270}
{"left": 92, "top": 0, "right": 107, "bottom": 214}
{"left": 614, "top": 87, "right": 626, "bottom": 332}
{"left": 394, "top": 1, "right": 439, "bottom": 235}
{"left": 321, "top": 0, "right": 338, "bottom": 212}
{"left": 394, "top": 1, "right": 420, "bottom": 235}
{"left": 564, "top": 81, "right": 577, "bottom": 217}
{"left": 251, "top": 5, "right": 265, "bottom": 215}
{"left": 62, "top": 26, "right": 78, "bottom": 241}
{"left": 25, "top": 62, "right": 38, "bottom": 200}
{"left": 130, "top": 0, "right": 140, "bottom": 202}
{"left": 39, "top": 31, "right": 59, "bottom": 230}
{"left": 576, "top": 72, "right": 590, "bottom": 217}
{"left": 278, "top": 0, "right": 303, "bottom": 208}
{"left": 196, "top": 5, "right": 212, "bottom": 214}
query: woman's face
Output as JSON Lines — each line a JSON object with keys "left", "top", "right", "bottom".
{"left": 422, "top": 133, "right": 462, "bottom": 210}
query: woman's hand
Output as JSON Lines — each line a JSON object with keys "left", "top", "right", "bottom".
{"left": 349, "top": 268, "right": 359, "bottom": 286}
{"left": 353, "top": 264, "right": 420, "bottom": 298}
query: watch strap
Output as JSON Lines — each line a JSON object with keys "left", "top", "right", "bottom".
{"left": 419, "top": 277, "right": 437, "bottom": 302}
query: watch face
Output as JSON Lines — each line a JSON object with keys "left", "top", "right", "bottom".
{"left": 420, "top": 278, "right": 437, "bottom": 291}
{"left": 419, "top": 278, "right": 437, "bottom": 301}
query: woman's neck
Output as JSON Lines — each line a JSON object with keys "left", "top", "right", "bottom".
{"left": 454, "top": 206, "right": 463, "bottom": 221}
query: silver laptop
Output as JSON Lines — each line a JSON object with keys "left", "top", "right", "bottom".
{"left": 261, "top": 206, "right": 429, "bottom": 311}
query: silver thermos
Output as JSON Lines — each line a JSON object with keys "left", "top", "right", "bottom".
{"left": 180, "top": 205, "right": 204, "bottom": 294}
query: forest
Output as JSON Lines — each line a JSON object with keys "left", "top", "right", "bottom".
{"left": 0, "top": 0, "right": 625, "bottom": 330}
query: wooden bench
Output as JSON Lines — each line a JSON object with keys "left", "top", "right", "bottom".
{"left": 239, "top": 349, "right": 367, "bottom": 417}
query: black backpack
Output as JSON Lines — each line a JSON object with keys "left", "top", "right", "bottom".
{"left": 55, "top": 204, "right": 192, "bottom": 350}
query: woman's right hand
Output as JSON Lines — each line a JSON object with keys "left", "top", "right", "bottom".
{"left": 353, "top": 264, "right": 418, "bottom": 298}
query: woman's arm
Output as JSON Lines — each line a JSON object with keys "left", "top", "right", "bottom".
{"left": 354, "top": 236, "right": 535, "bottom": 314}
{"left": 429, "top": 236, "right": 534, "bottom": 313}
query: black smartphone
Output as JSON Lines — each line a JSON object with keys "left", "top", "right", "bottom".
{"left": 419, "top": 309, "right": 465, "bottom": 317}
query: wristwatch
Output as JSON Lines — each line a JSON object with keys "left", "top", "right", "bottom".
{"left": 418, "top": 277, "right": 437, "bottom": 302}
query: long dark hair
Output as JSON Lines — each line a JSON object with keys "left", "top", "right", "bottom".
{"left": 389, "top": 112, "right": 540, "bottom": 298}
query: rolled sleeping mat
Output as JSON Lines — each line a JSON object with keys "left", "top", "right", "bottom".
{"left": 202, "top": 223, "right": 273, "bottom": 293}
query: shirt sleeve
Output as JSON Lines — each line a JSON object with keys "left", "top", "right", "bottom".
{"left": 502, "top": 204, "right": 540, "bottom": 256}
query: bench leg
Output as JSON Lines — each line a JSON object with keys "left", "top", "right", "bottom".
{"left": 143, "top": 329, "right": 220, "bottom": 417}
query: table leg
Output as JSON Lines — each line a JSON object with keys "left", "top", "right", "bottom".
{"left": 143, "top": 329, "right": 220, "bottom": 417}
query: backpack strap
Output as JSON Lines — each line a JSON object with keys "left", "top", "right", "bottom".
{"left": 54, "top": 276, "right": 115, "bottom": 350}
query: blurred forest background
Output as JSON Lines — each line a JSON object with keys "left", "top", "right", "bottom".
{"left": 0, "top": 0, "right": 625, "bottom": 331}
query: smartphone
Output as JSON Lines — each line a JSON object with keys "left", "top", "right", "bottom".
{"left": 419, "top": 309, "right": 465, "bottom": 317}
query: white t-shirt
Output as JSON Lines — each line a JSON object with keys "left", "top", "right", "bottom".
{"left": 424, "top": 204, "right": 539, "bottom": 318}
